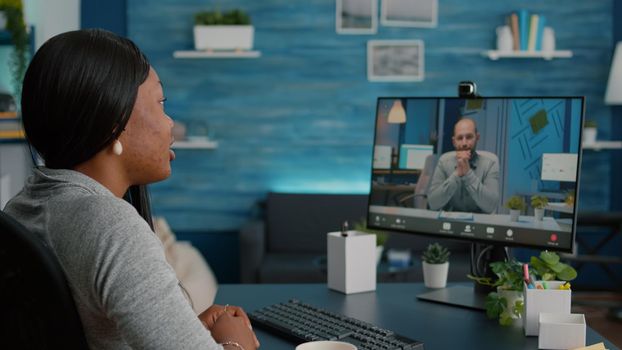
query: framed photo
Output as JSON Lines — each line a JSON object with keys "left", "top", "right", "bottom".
{"left": 367, "top": 40, "right": 425, "bottom": 82}
{"left": 381, "top": 0, "right": 438, "bottom": 28}
{"left": 336, "top": 0, "right": 377, "bottom": 34}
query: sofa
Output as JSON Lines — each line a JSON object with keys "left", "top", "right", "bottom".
{"left": 239, "top": 192, "right": 472, "bottom": 284}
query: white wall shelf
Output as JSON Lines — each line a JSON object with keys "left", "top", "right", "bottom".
{"left": 482, "top": 50, "right": 573, "bottom": 60}
{"left": 173, "top": 50, "right": 261, "bottom": 59}
{"left": 172, "top": 139, "right": 219, "bottom": 149}
{"left": 582, "top": 141, "right": 622, "bottom": 150}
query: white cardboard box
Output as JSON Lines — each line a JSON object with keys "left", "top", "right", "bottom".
{"left": 523, "top": 281, "right": 571, "bottom": 336}
{"left": 538, "top": 313, "right": 586, "bottom": 349}
{"left": 327, "top": 231, "right": 376, "bottom": 294}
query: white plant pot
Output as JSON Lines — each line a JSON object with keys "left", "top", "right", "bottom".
{"left": 422, "top": 261, "right": 449, "bottom": 289}
{"left": 193, "top": 25, "right": 254, "bottom": 51}
{"left": 534, "top": 208, "right": 545, "bottom": 221}
{"left": 583, "top": 127, "right": 597, "bottom": 145}
{"left": 510, "top": 209, "right": 520, "bottom": 222}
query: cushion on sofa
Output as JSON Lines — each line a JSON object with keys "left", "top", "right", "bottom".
{"left": 154, "top": 217, "right": 218, "bottom": 314}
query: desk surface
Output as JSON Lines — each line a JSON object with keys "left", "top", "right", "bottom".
{"left": 216, "top": 283, "right": 619, "bottom": 350}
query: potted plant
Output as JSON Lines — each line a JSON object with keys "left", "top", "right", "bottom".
{"left": 421, "top": 243, "right": 450, "bottom": 289}
{"left": 469, "top": 251, "right": 577, "bottom": 327}
{"left": 564, "top": 190, "right": 575, "bottom": 207}
{"left": 530, "top": 195, "right": 548, "bottom": 221}
{"left": 0, "top": 0, "right": 27, "bottom": 97}
{"left": 530, "top": 251, "right": 577, "bottom": 282}
{"left": 583, "top": 119, "right": 597, "bottom": 145}
{"left": 505, "top": 195, "right": 525, "bottom": 222}
{"left": 469, "top": 259, "right": 525, "bottom": 326}
{"left": 193, "top": 8, "right": 253, "bottom": 51}
{"left": 354, "top": 218, "right": 388, "bottom": 265}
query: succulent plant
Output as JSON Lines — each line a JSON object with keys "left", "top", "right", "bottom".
{"left": 421, "top": 243, "right": 450, "bottom": 264}
{"left": 195, "top": 9, "right": 251, "bottom": 25}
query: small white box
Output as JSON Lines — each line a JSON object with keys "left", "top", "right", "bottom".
{"left": 327, "top": 231, "right": 376, "bottom": 294}
{"left": 538, "top": 313, "right": 586, "bottom": 349}
{"left": 523, "top": 281, "right": 571, "bottom": 336}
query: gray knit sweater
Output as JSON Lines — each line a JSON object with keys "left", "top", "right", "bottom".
{"left": 4, "top": 167, "right": 222, "bottom": 349}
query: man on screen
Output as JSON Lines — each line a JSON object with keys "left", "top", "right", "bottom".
{"left": 427, "top": 118, "right": 500, "bottom": 213}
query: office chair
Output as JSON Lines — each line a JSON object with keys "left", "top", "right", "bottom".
{"left": 395, "top": 154, "right": 438, "bottom": 208}
{"left": 0, "top": 210, "right": 89, "bottom": 349}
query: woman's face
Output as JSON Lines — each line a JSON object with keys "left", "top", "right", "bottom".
{"left": 120, "top": 68, "right": 175, "bottom": 185}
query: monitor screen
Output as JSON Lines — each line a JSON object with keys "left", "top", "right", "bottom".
{"left": 367, "top": 97, "right": 584, "bottom": 252}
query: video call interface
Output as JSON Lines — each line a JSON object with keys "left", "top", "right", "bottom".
{"left": 367, "top": 97, "right": 584, "bottom": 251}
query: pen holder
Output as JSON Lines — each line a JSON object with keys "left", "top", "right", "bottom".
{"left": 538, "top": 312, "right": 586, "bottom": 349}
{"left": 327, "top": 231, "right": 376, "bottom": 294}
{"left": 522, "top": 281, "right": 571, "bottom": 336}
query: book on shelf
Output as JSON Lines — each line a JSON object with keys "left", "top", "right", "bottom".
{"left": 535, "top": 15, "right": 546, "bottom": 51}
{"left": 510, "top": 13, "right": 520, "bottom": 51}
{"left": 0, "top": 111, "right": 18, "bottom": 119}
{"left": 528, "top": 14, "right": 539, "bottom": 51}
{"left": 505, "top": 10, "right": 551, "bottom": 53}
{"left": 0, "top": 116, "right": 25, "bottom": 140}
{"left": 0, "top": 130, "right": 25, "bottom": 139}
{"left": 518, "top": 9, "right": 529, "bottom": 51}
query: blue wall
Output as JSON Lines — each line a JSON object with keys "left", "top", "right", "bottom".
{"left": 126, "top": 0, "right": 613, "bottom": 233}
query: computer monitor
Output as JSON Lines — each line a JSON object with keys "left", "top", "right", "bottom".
{"left": 367, "top": 96, "right": 584, "bottom": 308}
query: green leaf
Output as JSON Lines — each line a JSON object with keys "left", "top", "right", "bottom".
{"left": 540, "top": 251, "right": 560, "bottom": 265}
{"left": 499, "top": 311, "right": 513, "bottom": 326}
{"left": 542, "top": 272, "right": 555, "bottom": 281}
{"left": 485, "top": 293, "right": 505, "bottom": 319}
{"left": 556, "top": 265, "right": 578, "bottom": 281}
{"left": 512, "top": 300, "right": 524, "bottom": 317}
{"left": 549, "top": 262, "right": 566, "bottom": 273}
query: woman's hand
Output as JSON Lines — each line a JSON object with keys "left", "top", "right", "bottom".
{"left": 199, "top": 304, "right": 259, "bottom": 349}
{"left": 208, "top": 312, "right": 259, "bottom": 349}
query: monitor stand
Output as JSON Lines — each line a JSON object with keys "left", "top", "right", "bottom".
{"left": 417, "top": 284, "right": 486, "bottom": 310}
{"left": 416, "top": 244, "right": 508, "bottom": 311}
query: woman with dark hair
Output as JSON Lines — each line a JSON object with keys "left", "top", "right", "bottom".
{"left": 4, "top": 29, "right": 259, "bottom": 350}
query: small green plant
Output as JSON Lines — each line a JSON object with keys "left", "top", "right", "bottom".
{"left": 468, "top": 259, "right": 525, "bottom": 291}
{"left": 469, "top": 259, "right": 526, "bottom": 326}
{"left": 530, "top": 251, "right": 577, "bottom": 281}
{"left": 421, "top": 243, "right": 450, "bottom": 264}
{"left": 564, "top": 190, "right": 575, "bottom": 207}
{"left": 530, "top": 195, "right": 549, "bottom": 209}
{"left": 505, "top": 195, "right": 525, "bottom": 211}
{"left": 0, "top": 0, "right": 28, "bottom": 97}
{"left": 194, "top": 9, "right": 251, "bottom": 25}
{"left": 584, "top": 119, "right": 597, "bottom": 128}
{"left": 353, "top": 218, "right": 388, "bottom": 246}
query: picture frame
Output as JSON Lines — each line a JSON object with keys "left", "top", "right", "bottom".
{"left": 336, "top": 0, "right": 377, "bottom": 34}
{"left": 380, "top": 0, "right": 438, "bottom": 28}
{"left": 367, "top": 40, "right": 425, "bottom": 82}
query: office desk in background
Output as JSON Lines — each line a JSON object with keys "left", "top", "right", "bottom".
{"left": 215, "top": 283, "right": 619, "bottom": 350}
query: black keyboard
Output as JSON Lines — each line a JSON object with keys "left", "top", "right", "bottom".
{"left": 249, "top": 299, "right": 424, "bottom": 350}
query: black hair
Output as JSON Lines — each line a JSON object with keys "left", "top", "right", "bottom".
{"left": 21, "top": 29, "right": 154, "bottom": 228}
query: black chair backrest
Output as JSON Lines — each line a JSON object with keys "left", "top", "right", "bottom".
{"left": 0, "top": 210, "right": 89, "bottom": 349}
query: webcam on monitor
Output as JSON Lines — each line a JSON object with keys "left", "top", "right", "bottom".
{"left": 458, "top": 81, "right": 479, "bottom": 98}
